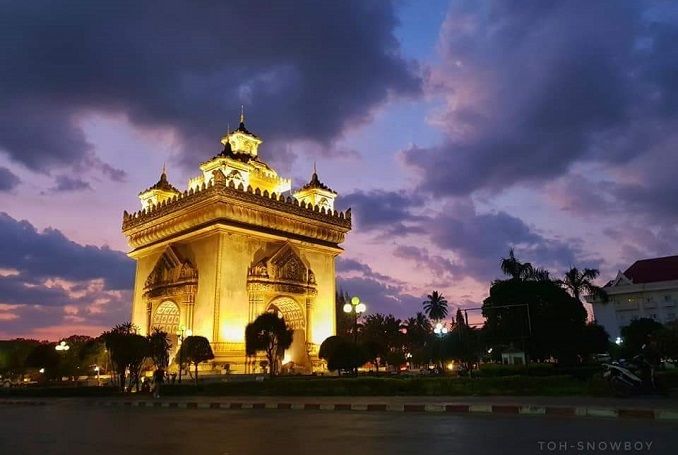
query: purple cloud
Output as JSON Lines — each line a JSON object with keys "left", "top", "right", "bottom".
{"left": 0, "top": 0, "right": 421, "bottom": 173}
{"left": 0, "top": 167, "right": 20, "bottom": 192}
{"left": 0, "top": 213, "right": 134, "bottom": 290}
{"left": 50, "top": 175, "right": 92, "bottom": 192}
{"left": 403, "top": 1, "right": 677, "bottom": 203}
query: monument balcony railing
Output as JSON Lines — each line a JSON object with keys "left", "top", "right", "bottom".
{"left": 212, "top": 342, "right": 245, "bottom": 355}
{"left": 122, "top": 172, "right": 351, "bottom": 231}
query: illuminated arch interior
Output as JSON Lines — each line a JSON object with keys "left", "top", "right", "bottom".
{"left": 152, "top": 300, "right": 180, "bottom": 333}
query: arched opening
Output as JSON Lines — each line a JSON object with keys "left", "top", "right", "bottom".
{"left": 152, "top": 300, "right": 180, "bottom": 334}
{"left": 266, "top": 296, "right": 307, "bottom": 371}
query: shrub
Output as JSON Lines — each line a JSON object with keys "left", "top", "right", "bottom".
{"left": 475, "top": 363, "right": 555, "bottom": 377}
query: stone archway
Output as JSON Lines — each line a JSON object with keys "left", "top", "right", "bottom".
{"left": 143, "top": 246, "right": 198, "bottom": 335}
{"left": 266, "top": 296, "right": 307, "bottom": 370}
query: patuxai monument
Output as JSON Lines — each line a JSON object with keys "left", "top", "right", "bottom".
{"left": 121, "top": 111, "right": 351, "bottom": 373}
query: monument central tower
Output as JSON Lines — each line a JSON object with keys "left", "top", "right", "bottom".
{"left": 122, "top": 112, "right": 351, "bottom": 373}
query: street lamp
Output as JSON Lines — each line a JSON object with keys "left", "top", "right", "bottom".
{"left": 343, "top": 296, "right": 366, "bottom": 377}
{"left": 94, "top": 366, "right": 100, "bottom": 386}
{"left": 176, "top": 325, "right": 193, "bottom": 384}
{"left": 55, "top": 340, "right": 70, "bottom": 351}
{"left": 434, "top": 322, "right": 448, "bottom": 336}
{"left": 343, "top": 296, "right": 367, "bottom": 344}
{"left": 615, "top": 336, "right": 623, "bottom": 346}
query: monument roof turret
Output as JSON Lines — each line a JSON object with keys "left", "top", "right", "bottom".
{"left": 299, "top": 166, "right": 337, "bottom": 195}
{"left": 140, "top": 167, "right": 180, "bottom": 195}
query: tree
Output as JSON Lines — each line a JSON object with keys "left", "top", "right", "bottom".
{"left": 148, "top": 328, "right": 172, "bottom": 368}
{"left": 574, "top": 323, "right": 610, "bottom": 359}
{"left": 362, "top": 339, "right": 386, "bottom": 372}
{"left": 403, "top": 312, "right": 433, "bottom": 367}
{"left": 422, "top": 291, "right": 449, "bottom": 321}
{"left": 500, "top": 248, "right": 534, "bottom": 281}
{"left": 335, "top": 289, "right": 354, "bottom": 339}
{"left": 25, "top": 343, "right": 60, "bottom": 379}
{"left": 324, "top": 338, "right": 366, "bottom": 373}
{"left": 318, "top": 336, "right": 342, "bottom": 363}
{"left": 483, "top": 279, "right": 587, "bottom": 363}
{"left": 445, "top": 326, "right": 482, "bottom": 371}
{"left": 656, "top": 322, "right": 678, "bottom": 360}
{"left": 101, "top": 323, "right": 149, "bottom": 392}
{"left": 0, "top": 339, "right": 41, "bottom": 379}
{"left": 79, "top": 338, "right": 109, "bottom": 374}
{"left": 245, "top": 313, "right": 294, "bottom": 377}
{"left": 178, "top": 336, "right": 214, "bottom": 384}
{"left": 620, "top": 318, "right": 664, "bottom": 357}
{"left": 559, "top": 267, "right": 608, "bottom": 305}
{"left": 360, "top": 313, "right": 404, "bottom": 370}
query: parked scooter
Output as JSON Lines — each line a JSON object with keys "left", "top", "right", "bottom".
{"left": 602, "top": 354, "right": 664, "bottom": 397}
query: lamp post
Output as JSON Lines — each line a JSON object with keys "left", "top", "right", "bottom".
{"left": 433, "top": 323, "right": 448, "bottom": 371}
{"left": 94, "top": 366, "right": 100, "bottom": 386}
{"left": 55, "top": 340, "right": 70, "bottom": 352}
{"left": 343, "top": 296, "right": 367, "bottom": 344}
{"left": 176, "top": 325, "right": 192, "bottom": 384}
{"left": 343, "top": 296, "right": 366, "bottom": 376}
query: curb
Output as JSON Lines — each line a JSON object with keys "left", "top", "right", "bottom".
{"left": 0, "top": 400, "right": 48, "bottom": 406}
{"left": 90, "top": 400, "right": 678, "bottom": 421}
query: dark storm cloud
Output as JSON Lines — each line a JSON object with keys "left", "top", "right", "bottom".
{"left": 336, "top": 256, "right": 397, "bottom": 283}
{"left": 340, "top": 190, "right": 426, "bottom": 234}
{"left": 426, "top": 200, "right": 581, "bottom": 281}
{"left": 51, "top": 175, "right": 92, "bottom": 192}
{"left": 404, "top": 1, "right": 678, "bottom": 199}
{"left": 0, "top": 167, "right": 20, "bottom": 192}
{"left": 0, "top": 0, "right": 420, "bottom": 171}
{"left": 0, "top": 275, "right": 73, "bottom": 307}
{"left": 0, "top": 289, "right": 133, "bottom": 338}
{"left": 336, "top": 276, "right": 421, "bottom": 315}
{"left": 0, "top": 212, "right": 134, "bottom": 290}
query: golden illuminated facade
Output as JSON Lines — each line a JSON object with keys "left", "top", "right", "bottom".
{"left": 122, "top": 113, "right": 351, "bottom": 373}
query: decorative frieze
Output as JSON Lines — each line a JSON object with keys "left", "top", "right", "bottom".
{"left": 122, "top": 172, "right": 351, "bottom": 249}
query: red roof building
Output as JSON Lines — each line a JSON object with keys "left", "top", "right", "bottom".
{"left": 590, "top": 255, "right": 678, "bottom": 339}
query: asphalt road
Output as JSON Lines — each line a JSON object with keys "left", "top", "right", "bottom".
{"left": 1, "top": 404, "right": 676, "bottom": 455}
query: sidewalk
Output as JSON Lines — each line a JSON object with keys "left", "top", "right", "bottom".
{"left": 4, "top": 395, "right": 676, "bottom": 421}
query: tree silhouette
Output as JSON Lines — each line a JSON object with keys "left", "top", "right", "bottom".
{"left": 422, "top": 291, "right": 449, "bottom": 321}
{"left": 178, "top": 336, "right": 214, "bottom": 384}
{"left": 558, "top": 267, "right": 609, "bottom": 304}
{"left": 148, "top": 328, "right": 172, "bottom": 368}
{"left": 500, "top": 248, "right": 534, "bottom": 281}
{"left": 245, "top": 313, "right": 293, "bottom": 377}
{"left": 100, "top": 323, "right": 148, "bottom": 392}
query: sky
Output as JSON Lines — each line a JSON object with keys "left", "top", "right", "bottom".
{"left": 1, "top": 0, "right": 678, "bottom": 340}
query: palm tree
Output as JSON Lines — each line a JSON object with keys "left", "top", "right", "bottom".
{"left": 423, "top": 291, "right": 449, "bottom": 321}
{"left": 148, "top": 328, "right": 172, "bottom": 369}
{"left": 500, "top": 248, "right": 534, "bottom": 281}
{"left": 559, "top": 267, "right": 609, "bottom": 304}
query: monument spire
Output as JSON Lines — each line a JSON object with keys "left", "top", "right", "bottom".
{"left": 240, "top": 105, "right": 245, "bottom": 125}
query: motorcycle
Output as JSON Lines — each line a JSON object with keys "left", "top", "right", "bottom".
{"left": 602, "top": 354, "right": 664, "bottom": 397}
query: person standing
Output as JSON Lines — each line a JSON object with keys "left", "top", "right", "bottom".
{"left": 152, "top": 367, "right": 165, "bottom": 398}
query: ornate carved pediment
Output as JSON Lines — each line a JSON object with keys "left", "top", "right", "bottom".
{"left": 144, "top": 246, "right": 198, "bottom": 297}
{"left": 270, "top": 244, "right": 307, "bottom": 283}
{"left": 248, "top": 259, "right": 269, "bottom": 278}
{"left": 247, "top": 243, "right": 317, "bottom": 296}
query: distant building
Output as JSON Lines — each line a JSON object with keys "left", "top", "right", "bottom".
{"left": 588, "top": 255, "right": 678, "bottom": 339}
